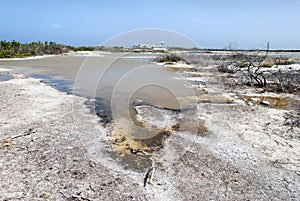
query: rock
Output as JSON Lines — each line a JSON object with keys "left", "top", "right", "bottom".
{"left": 234, "top": 99, "right": 246, "bottom": 105}
{"left": 247, "top": 102, "right": 255, "bottom": 106}
{"left": 261, "top": 100, "right": 270, "bottom": 106}
{"left": 250, "top": 97, "right": 261, "bottom": 103}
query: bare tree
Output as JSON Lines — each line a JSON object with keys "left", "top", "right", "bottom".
{"left": 218, "top": 42, "right": 270, "bottom": 87}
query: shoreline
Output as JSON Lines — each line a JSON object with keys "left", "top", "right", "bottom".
{"left": 0, "top": 54, "right": 61, "bottom": 61}
{"left": 0, "top": 67, "right": 11, "bottom": 72}
{"left": 153, "top": 61, "right": 195, "bottom": 69}
{"left": 0, "top": 51, "right": 115, "bottom": 61}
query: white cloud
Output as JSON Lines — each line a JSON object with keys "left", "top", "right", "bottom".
{"left": 53, "top": 24, "right": 61, "bottom": 29}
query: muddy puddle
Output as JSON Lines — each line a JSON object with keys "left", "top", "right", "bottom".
{"left": 0, "top": 54, "right": 206, "bottom": 172}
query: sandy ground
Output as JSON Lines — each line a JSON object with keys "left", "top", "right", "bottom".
{"left": 134, "top": 103, "right": 300, "bottom": 200}
{"left": 0, "top": 68, "right": 299, "bottom": 200}
{"left": 0, "top": 55, "right": 58, "bottom": 61}
{"left": 0, "top": 74, "right": 149, "bottom": 200}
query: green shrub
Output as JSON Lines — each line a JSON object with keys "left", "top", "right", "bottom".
{"left": 260, "top": 62, "right": 274, "bottom": 67}
{"left": 275, "top": 60, "right": 294, "bottom": 65}
{"left": 154, "top": 54, "right": 184, "bottom": 63}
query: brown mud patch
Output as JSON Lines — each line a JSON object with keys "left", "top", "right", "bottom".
{"left": 241, "top": 95, "right": 299, "bottom": 110}
{"left": 172, "top": 120, "right": 209, "bottom": 137}
{"left": 164, "top": 66, "right": 195, "bottom": 72}
{"left": 108, "top": 119, "right": 210, "bottom": 171}
{"left": 107, "top": 126, "right": 172, "bottom": 171}
{"left": 108, "top": 101, "right": 210, "bottom": 171}
{"left": 109, "top": 126, "right": 173, "bottom": 155}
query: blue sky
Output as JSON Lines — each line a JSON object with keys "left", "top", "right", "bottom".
{"left": 1, "top": 0, "right": 299, "bottom": 49}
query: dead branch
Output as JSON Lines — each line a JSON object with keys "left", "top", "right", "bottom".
{"left": 11, "top": 128, "right": 35, "bottom": 139}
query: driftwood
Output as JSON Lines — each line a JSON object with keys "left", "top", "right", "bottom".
{"left": 130, "top": 148, "right": 155, "bottom": 187}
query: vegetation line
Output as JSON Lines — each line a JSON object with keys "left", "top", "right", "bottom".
{"left": 0, "top": 40, "right": 95, "bottom": 58}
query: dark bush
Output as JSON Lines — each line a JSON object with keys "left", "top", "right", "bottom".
{"left": 153, "top": 54, "right": 185, "bottom": 63}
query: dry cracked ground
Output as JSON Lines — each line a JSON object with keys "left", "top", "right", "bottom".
{"left": 0, "top": 72, "right": 299, "bottom": 200}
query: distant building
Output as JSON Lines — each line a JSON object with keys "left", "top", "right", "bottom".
{"left": 132, "top": 41, "right": 168, "bottom": 52}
